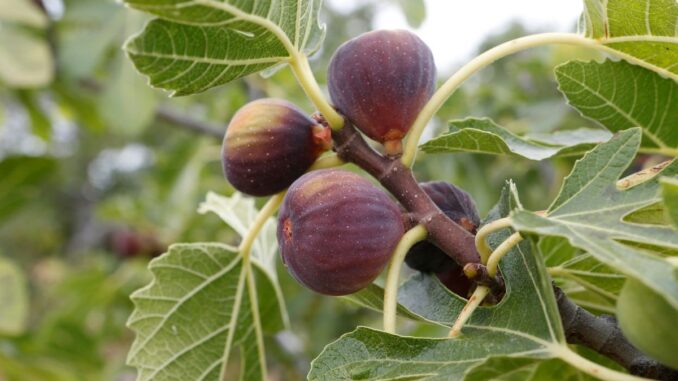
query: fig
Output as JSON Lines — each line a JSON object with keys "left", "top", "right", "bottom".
{"left": 277, "top": 169, "right": 404, "bottom": 295}
{"left": 328, "top": 29, "right": 436, "bottom": 155}
{"left": 222, "top": 98, "right": 331, "bottom": 196}
{"left": 405, "top": 182, "right": 479, "bottom": 273}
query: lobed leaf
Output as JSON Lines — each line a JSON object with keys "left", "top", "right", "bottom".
{"left": 580, "top": 0, "right": 678, "bottom": 79}
{"left": 661, "top": 177, "right": 678, "bottom": 228}
{"left": 556, "top": 60, "right": 678, "bottom": 152}
{"left": 420, "top": 118, "right": 610, "bottom": 160}
{"left": 465, "top": 357, "right": 599, "bottom": 381}
{"left": 127, "top": 243, "right": 284, "bottom": 381}
{"left": 0, "top": 256, "right": 29, "bottom": 336}
{"left": 0, "top": 25, "right": 53, "bottom": 87}
{"left": 127, "top": 192, "right": 287, "bottom": 381}
{"left": 123, "top": 0, "right": 326, "bottom": 95}
{"left": 540, "top": 236, "right": 624, "bottom": 313}
{"left": 511, "top": 128, "right": 678, "bottom": 309}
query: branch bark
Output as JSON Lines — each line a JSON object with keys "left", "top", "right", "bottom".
{"left": 155, "top": 106, "right": 224, "bottom": 139}
{"left": 554, "top": 286, "right": 678, "bottom": 380}
{"left": 331, "top": 121, "right": 676, "bottom": 378}
{"left": 331, "top": 122, "right": 498, "bottom": 285}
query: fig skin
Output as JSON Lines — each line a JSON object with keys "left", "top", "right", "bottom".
{"left": 405, "top": 182, "right": 480, "bottom": 274}
{"left": 277, "top": 169, "right": 404, "bottom": 296}
{"left": 327, "top": 29, "right": 436, "bottom": 155}
{"left": 222, "top": 98, "right": 330, "bottom": 196}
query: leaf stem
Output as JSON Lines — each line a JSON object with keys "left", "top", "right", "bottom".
{"left": 383, "top": 224, "right": 428, "bottom": 334}
{"left": 475, "top": 217, "right": 513, "bottom": 264}
{"left": 401, "top": 32, "right": 611, "bottom": 167}
{"left": 239, "top": 192, "right": 285, "bottom": 262}
{"left": 448, "top": 286, "right": 490, "bottom": 338}
{"left": 637, "top": 147, "right": 678, "bottom": 157}
{"left": 554, "top": 345, "right": 654, "bottom": 381}
{"left": 290, "top": 54, "right": 344, "bottom": 130}
{"left": 486, "top": 232, "right": 523, "bottom": 278}
{"left": 235, "top": 193, "right": 284, "bottom": 380}
{"left": 245, "top": 264, "right": 268, "bottom": 380}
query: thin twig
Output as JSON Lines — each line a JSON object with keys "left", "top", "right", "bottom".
{"left": 554, "top": 286, "right": 678, "bottom": 380}
{"left": 155, "top": 105, "right": 225, "bottom": 139}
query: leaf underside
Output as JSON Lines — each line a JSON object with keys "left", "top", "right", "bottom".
{"left": 123, "top": 0, "right": 326, "bottom": 95}
{"left": 309, "top": 185, "right": 591, "bottom": 380}
{"left": 512, "top": 129, "right": 678, "bottom": 310}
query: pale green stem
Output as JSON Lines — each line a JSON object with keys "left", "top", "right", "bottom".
{"left": 383, "top": 224, "right": 428, "bottom": 334}
{"left": 290, "top": 54, "right": 344, "bottom": 130}
{"left": 230, "top": 192, "right": 284, "bottom": 381}
{"left": 475, "top": 217, "right": 513, "bottom": 264}
{"left": 401, "top": 33, "right": 617, "bottom": 167}
{"left": 448, "top": 286, "right": 490, "bottom": 338}
{"left": 486, "top": 232, "right": 523, "bottom": 278}
{"left": 308, "top": 153, "right": 345, "bottom": 171}
{"left": 239, "top": 192, "right": 285, "bottom": 262}
{"left": 553, "top": 345, "right": 654, "bottom": 381}
{"left": 245, "top": 265, "right": 267, "bottom": 379}
{"left": 637, "top": 147, "right": 678, "bottom": 157}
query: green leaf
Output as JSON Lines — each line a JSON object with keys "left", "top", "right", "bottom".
{"left": 661, "top": 177, "right": 678, "bottom": 228}
{"left": 340, "top": 283, "right": 430, "bottom": 324}
{"left": 0, "top": 0, "right": 48, "bottom": 28}
{"left": 580, "top": 0, "right": 678, "bottom": 79}
{"left": 16, "top": 90, "right": 51, "bottom": 140}
{"left": 0, "top": 24, "right": 53, "bottom": 88}
{"left": 420, "top": 118, "right": 610, "bottom": 160}
{"left": 99, "top": 11, "right": 158, "bottom": 135}
{"left": 57, "top": 0, "right": 126, "bottom": 78}
{"left": 0, "top": 256, "right": 29, "bottom": 336}
{"left": 0, "top": 156, "right": 57, "bottom": 219}
{"left": 127, "top": 243, "right": 283, "bottom": 381}
{"left": 617, "top": 278, "right": 678, "bottom": 369}
{"left": 465, "top": 357, "right": 598, "bottom": 381}
{"left": 396, "top": 0, "right": 426, "bottom": 28}
{"left": 128, "top": 193, "right": 287, "bottom": 381}
{"left": 556, "top": 60, "right": 678, "bottom": 153}
{"left": 541, "top": 236, "right": 624, "bottom": 312}
{"left": 511, "top": 128, "right": 678, "bottom": 309}
{"left": 123, "top": 0, "right": 326, "bottom": 96}
{"left": 198, "top": 192, "right": 281, "bottom": 281}
{"left": 308, "top": 185, "right": 593, "bottom": 380}
{"left": 623, "top": 202, "right": 669, "bottom": 225}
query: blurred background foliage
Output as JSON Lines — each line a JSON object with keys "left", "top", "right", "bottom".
{"left": 0, "top": 0, "right": 614, "bottom": 379}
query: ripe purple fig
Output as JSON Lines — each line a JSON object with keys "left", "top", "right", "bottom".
{"left": 405, "top": 182, "right": 479, "bottom": 274}
{"left": 222, "top": 98, "right": 331, "bottom": 196}
{"left": 277, "top": 169, "right": 404, "bottom": 295}
{"left": 328, "top": 29, "right": 436, "bottom": 155}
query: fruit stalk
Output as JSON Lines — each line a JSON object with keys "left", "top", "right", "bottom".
{"left": 383, "top": 224, "right": 428, "bottom": 334}
{"left": 332, "top": 122, "right": 490, "bottom": 278}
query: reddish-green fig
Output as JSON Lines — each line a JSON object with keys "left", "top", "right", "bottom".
{"left": 405, "top": 182, "right": 479, "bottom": 274}
{"left": 277, "top": 169, "right": 404, "bottom": 295}
{"left": 222, "top": 98, "right": 331, "bottom": 196}
{"left": 328, "top": 29, "right": 436, "bottom": 155}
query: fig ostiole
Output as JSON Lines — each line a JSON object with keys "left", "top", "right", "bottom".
{"left": 277, "top": 169, "right": 404, "bottom": 296}
{"left": 328, "top": 29, "right": 436, "bottom": 156}
{"left": 222, "top": 98, "right": 331, "bottom": 197}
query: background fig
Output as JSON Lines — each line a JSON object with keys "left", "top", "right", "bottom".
{"left": 405, "top": 181, "right": 480, "bottom": 274}
{"left": 277, "top": 169, "right": 404, "bottom": 296}
{"left": 328, "top": 29, "right": 436, "bottom": 155}
{"left": 222, "top": 98, "right": 330, "bottom": 196}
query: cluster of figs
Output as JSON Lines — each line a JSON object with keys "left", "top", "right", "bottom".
{"left": 222, "top": 30, "right": 479, "bottom": 296}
